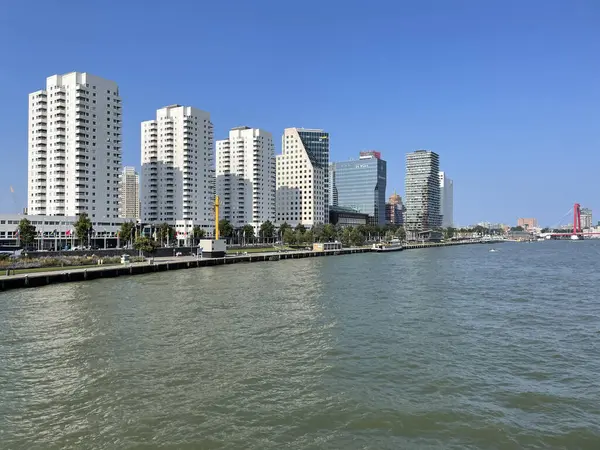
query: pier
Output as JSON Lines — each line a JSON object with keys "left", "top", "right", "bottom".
{"left": 1, "top": 240, "right": 483, "bottom": 292}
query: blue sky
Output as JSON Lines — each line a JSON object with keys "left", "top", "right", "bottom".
{"left": 0, "top": 0, "right": 598, "bottom": 226}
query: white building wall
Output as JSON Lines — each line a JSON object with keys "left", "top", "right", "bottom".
{"left": 120, "top": 166, "right": 140, "bottom": 220}
{"left": 28, "top": 72, "right": 122, "bottom": 219}
{"left": 216, "top": 127, "right": 275, "bottom": 233}
{"left": 439, "top": 171, "right": 454, "bottom": 228}
{"left": 141, "top": 105, "right": 214, "bottom": 236}
{"left": 276, "top": 128, "right": 327, "bottom": 228}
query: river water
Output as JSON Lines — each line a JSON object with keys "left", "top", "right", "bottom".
{"left": 1, "top": 241, "right": 600, "bottom": 449}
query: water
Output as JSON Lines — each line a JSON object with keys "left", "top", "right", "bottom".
{"left": 1, "top": 241, "right": 600, "bottom": 449}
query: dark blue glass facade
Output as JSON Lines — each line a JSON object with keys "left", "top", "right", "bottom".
{"left": 333, "top": 156, "right": 387, "bottom": 225}
{"left": 297, "top": 130, "right": 330, "bottom": 218}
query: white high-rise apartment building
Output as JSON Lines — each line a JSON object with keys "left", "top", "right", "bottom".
{"left": 216, "top": 127, "right": 275, "bottom": 233}
{"left": 119, "top": 166, "right": 140, "bottom": 220}
{"left": 28, "top": 72, "right": 122, "bottom": 218}
{"left": 404, "top": 150, "right": 442, "bottom": 238}
{"left": 439, "top": 171, "right": 454, "bottom": 228}
{"left": 141, "top": 105, "right": 215, "bottom": 235}
{"left": 276, "top": 128, "right": 329, "bottom": 227}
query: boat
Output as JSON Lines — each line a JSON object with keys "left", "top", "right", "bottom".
{"left": 489, "top": 249, "right": 498, "bottom": 252}
{"left": 372, "top": 239, "right": 403, "bottom": 252}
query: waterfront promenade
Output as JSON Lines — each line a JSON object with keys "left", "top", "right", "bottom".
{"left": 0, "top": 240, "right": 483, "bottom": 292}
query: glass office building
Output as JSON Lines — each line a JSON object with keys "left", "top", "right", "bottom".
{"left": 332, "top": 152, "right": 387, "bottom": 225}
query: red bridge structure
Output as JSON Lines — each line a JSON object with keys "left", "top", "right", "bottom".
{"left": 547, "top": 203, "right": 600, "bottom": 240}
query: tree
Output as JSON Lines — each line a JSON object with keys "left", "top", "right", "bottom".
{"left": 444, "top": 227, "right": 456, "bottom": 240}
{"left": 279, "top": 222, "right": 292, "bottom": 241}
{"left": 340, "top": 227, "right": 353, "bottom": 246}
{"left": 193, "top": 225, "right": 205, "bottom": 245}
{"left": 294, "top": 229, "right": 305, "bottom": 245}
{"left": 283, "top": 228, "right": 296, "bottom": 245}
{"left": 74, "top": 213, "right": 93, "bottom": 246}
{"left": 119, "top": 221, "right": 136, "bottom": 247}
{"left": 133, "top": 236, "right": 159, "bottom": 257}
{"left": 218, "top": 219, "right": 234, "bottom": 238}
{"left": 350, "top": 228, "right": 365, "bottom": 247}
{"left": 385, "top": 230, "right": 395, "bottom": 242}
{"left": 395, "top": 226, "right": 406, "bottom": 241}
{"left": 304, "top": 230, "right": 314, "bottom": 245}
{"left": 323, "top": 224, "right": 337, "bottom": 242}
{"left": 157, "top": 222, "right": 175, "bottom": 246}
{"left": 312, "top": 223, "right": 325, "bottom": 243}
{"left": 259, "top": 220, "right": 275, "bottom": 242}
{"left": 511, "top": 226, "right": 524, "bottom": 232}
{"left": 295, "top": 223, "right": 307, "bottom": 233}
{"left": 541, "top": 227, "right": 551, "bottom": 234}
{"left": 241, "top": 224, "right": 255, "bottom": 245}
{"left": 17, "top": 218, "right": 36, "bottom": 248}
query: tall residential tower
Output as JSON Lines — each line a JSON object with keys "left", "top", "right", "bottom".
{"left": 439, "top": 171, "right": 454, "bottom": 228}
{"left": 119, "top": 166, "right": 140, "bottom": 220}
{"left": 28, "top": 72, "right": 122, "bottom": 218}
{"left": 276, "top": 128, "right": 329, "bottom": 227}
{"left": 404, "top": 150, "right": 442, "bottom": 239}
{"left": 141, "top": 105, "right": 215, "bottom": 234}
{"left": 216, "top": 126, "right": 276, "bottom": 233}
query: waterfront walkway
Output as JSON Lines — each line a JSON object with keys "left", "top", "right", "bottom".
{"left": 1, "top": 240, "right": 483, "bottom": 292}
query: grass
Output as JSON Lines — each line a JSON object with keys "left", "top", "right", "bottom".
{"left": 228, "top": 247, "right": 292, "bottom": 254}
{"left": 8, "top": 264, "right": 122, "bottom": 275}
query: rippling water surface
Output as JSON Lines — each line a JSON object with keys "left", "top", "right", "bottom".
{"left": 2, "top": 241, "right": 600, "bottom": 449}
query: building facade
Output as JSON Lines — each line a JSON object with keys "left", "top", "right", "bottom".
{"left": 119, "top": 167, "right": 140, "bottom": 220}
{"left": 517, "top": 218, "right": 538, "bottom": 230}
{"left": 328, "top": 163, "right": 338, "bottom": 207}
{"left": 141, "top": 105, "right": 215, "bottom": 235}
{"left": 439, "top": 171, "right": 454, "bottom": 228}
{"left": 329, "top": 206, "right": 369, "bottom": 228}
{"left": 0, "top": 214, "right": 129, "bottom": 250}
{"left": 581, "top": 208, "right": 592, "bottom": 230}
{"left": 332, "top": 151, "right": 387, "bottom": 225}
{"left": 276, "top": 128, "right": 329, "bottom": 227}
{"left": 404, "top": 150, "right": 442, "bottom": 239}
{"left": 387, "top": 191, "right": 404, "bottom": 225}
{"left": 216, "top": 126, "right": 276, "bottom": 233}
{"left": 28, "top": 72, "right": 122, "bottom": 219}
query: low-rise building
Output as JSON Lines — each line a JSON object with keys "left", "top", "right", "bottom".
{"left": 329, "top": 206, "right": 369, "bottom": 228}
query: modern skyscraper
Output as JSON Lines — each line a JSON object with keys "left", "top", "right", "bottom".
{"left": 276, "top": 128, "right": 329, "bottom": 227}
{"left": 404, "top": 150, "right": 442, "bottom": 239}
{"left": 141, "top": 105, "right": 215, "bottom": 233}
{"left": 28, "top": 72, "right": 122, "bottom": 218}
{"left": 328, "top": 163, "right": 338, "bottom": 207}
{"left": 439, "top": 171, "right": 454, "bottom": 228}
{"left": 386, "top": 191, "right": 404, "bottom": 225}
{"left": 216, "top": 126, "right": 276, "bottom": 233}
{"left": 332, "top": 151, "right": 387, "bottom": 225}
{"left": 581, "top": 208, "right": 593, "bottom": 229}
{"left": 119, "top": 166, "right": 140, "bottom": 220}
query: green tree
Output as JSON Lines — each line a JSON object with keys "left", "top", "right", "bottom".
{"left": 17, "top": 218, "right": 36, "bottom": 248}
{"left": 278, "top": 222, "right": 292, "bottom": 241}
{"left": 241, "top": 224, "right": 255, "bottom": 245}
{"left": 157, "top": 222, "right": 175, "bottom": 246}
{"left": 323, "top": 224, "right": 337, "bottom": 242}
{"left": 395, "top": 226, "right": 406, "bottom": 241}
{"left": 541, "top": 227, "right": 551, "bottom": 233}
{"left": 295, "top": 223, "right": 307, "bottom": 233}
{"left": 133, "top": 236, "right": 159, "bottom": 256}
{"left": 218, "top": 219, "right": 234, "bottom": 238}
{"left": 511, "top": 226, "right": 524, "bottom": 232}
{"left": 283, "top": 228, "right": 296, "bottom": 245}
{"left": 340, "top": 227, "right": 353, "bottom": 246}
{"left": 385, "top": 230, "right": 395, "bottom": 242}
{"left": 312, "top": 223, "right": 325, "bottom": 243}
{"left": 444, "top": 227, "right": 456, "bottom": 240}
{"left": 294, "top": 229, "right": 305, "bottom": 245}
{"left": 119, "top": 221, "right": 136, "bottom": 247}
{"left": 350, "top": 228, "right": 365, "bottom": 247}
{"left": 192, "top": 225, "right": 205, "bottom": 245}
{"left": 259, "top": 220, "right": 275, "bottom": 242}
{"left": 74, "top": 213, "right": 93, "bottom": 246}
{"left": 303, "top": 230, "right": 314, "bottom": 245}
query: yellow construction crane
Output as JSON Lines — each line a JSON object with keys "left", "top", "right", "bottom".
{"left": 214, "top": 195, "right": 220, "bottom": 240}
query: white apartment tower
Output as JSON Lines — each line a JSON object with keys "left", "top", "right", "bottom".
{"left": 141, "top": 105, "right": 215, "bottom": 233}
{"left": 216, "top": 127, "right": 275, "bottom": 233}
{"left": 276, "top": 128, "right": 329, "bottom": 227}
{"left": 119, "top": 166, "right": 140, "bottom": 220}
{"left": 28, "top": 72, "right": 122, "bottom": 218}
{"left": 404, "top": 150, "right": 442, "bottom": 237}
{"left": 439, "top": 171, "right": 454, "bottom": 228}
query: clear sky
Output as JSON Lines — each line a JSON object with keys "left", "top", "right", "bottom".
{"left": 0, "top": 0, "right": 598, "bottom": 227}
